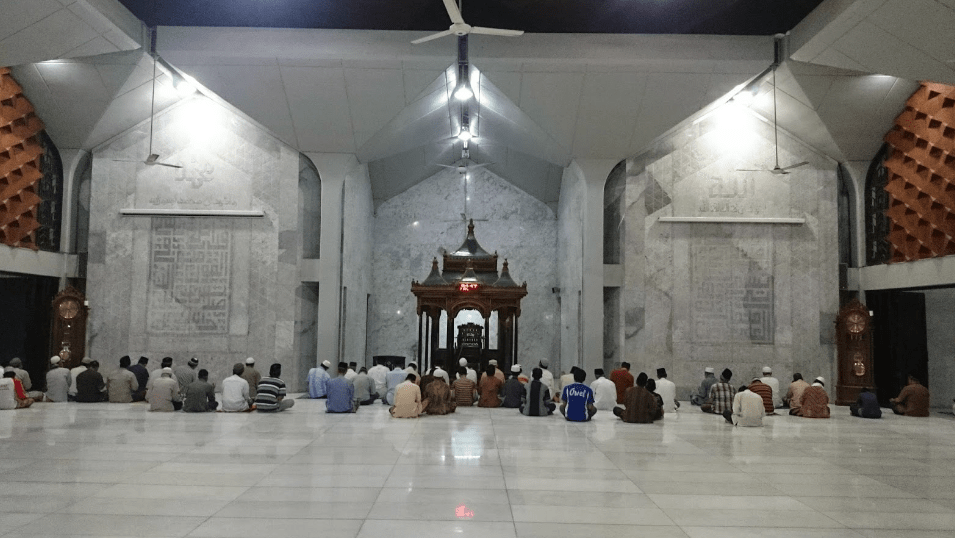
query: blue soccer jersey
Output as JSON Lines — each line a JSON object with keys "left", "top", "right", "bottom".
{"left": 561, "top": 383, "right": 595, "bottom": 421}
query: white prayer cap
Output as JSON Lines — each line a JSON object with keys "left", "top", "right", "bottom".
{"left": 81, "top": 357, "right": 92, "bottom": 364}
{"left": 3, "top": 366, "right": 13, "bottom": 373}
{"left": 762, "top": 366, "right": 772, "bottom": 374}
{"left": 245, "top": 357, "right": 255, "bottom": 364}
{"left": 161, "top": 367, "right": 173, "bottom": 376}
{"left": 814, "top": 376, "right": 825, "bottom": 384}
{"left": 459, "top": 358, "right": 468, "bottom": 366}
{"left": 50, "top": 356, "right": 61, "bottom": 364}
{"left": 539, "top": 358, "right": 550, "bottom": 368}
{"left": 511, "top": 364, "right": 521, "bottom": 373}
{"left": 321, "top": 360, "right": 331, "bottom": 368}
{"left": 488, "top": 359, "right": 498, "bottom": 366}
{"left": 704, "top": 367, "right": 714, "bottom": 373}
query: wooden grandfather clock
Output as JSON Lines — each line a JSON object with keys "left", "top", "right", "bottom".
{"left": 835, "top": 298, "right": 874, "bottom": 405}
{"left": 50, "top": 287, "right": 89, "bottom": 369}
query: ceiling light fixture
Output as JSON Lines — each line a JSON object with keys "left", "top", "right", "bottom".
{"left": 458, "top": 107, "right": 473, "bottom": 141}
{"left": 454, "top": 35, "right": 473, "bottom": 101}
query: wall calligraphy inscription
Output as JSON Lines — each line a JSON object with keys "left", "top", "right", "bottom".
{"left": 690, "top": 238, "right": 774, "bottom": 344}
{"left": 146, "top": 218, "right": 233, "bottom": 334}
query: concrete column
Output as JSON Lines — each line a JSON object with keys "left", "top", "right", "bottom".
{"left": 304, "top": 153, "right": 359, "bottom": 368}
{"left": 573, "top": 158, "right": 619, "bottom": 375}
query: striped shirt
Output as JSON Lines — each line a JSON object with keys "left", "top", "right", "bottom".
{"left": 452, "top": 377, "right": 477, "bottom": 407}
{"left": 748, "top": 381, "right": 775, "bottom": 414}
{"left": 707, "top": 382, "right": 735, "bottom": 414}
{"left": 254, "top": 377, "right": 287, "bottom": 411}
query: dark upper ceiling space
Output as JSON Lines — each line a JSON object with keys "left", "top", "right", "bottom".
{"left": 118, "top": 0, "right": 826, "bottom": 35}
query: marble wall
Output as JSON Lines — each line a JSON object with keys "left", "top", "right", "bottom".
{"left": 925, "top": 288, "right": 955, "bottom": 410}
{"left": 88, "top": 96, "right": 302, "bottom": 389}
{"left": 370, "top": 166, "right": 559, "bottom": 367}
{"left": 557, "top": 165, "right": 584, "bottom": 373}
{"left": 341, "top": 164, "right": 374, "bottom": 368}
{"left": 615, "top": 103, "right": 840, "bottom": 397}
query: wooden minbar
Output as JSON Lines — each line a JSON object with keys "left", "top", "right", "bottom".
{"left": 835, "top": 298, "right": 875, "bottom": 405}
{"left": 411, "top": 220, "right": 527, "bottom": 373}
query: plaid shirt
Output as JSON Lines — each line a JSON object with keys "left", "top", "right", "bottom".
{"left": 708, "top": 382, "right": 735, "bottom": 414}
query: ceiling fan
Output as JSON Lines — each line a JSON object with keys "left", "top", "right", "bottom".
{"left": 112, "top": 30, "right": 182, "bottom": 169}
{"left": 412, "top": 0, "right": 524, "bottom": 44}
{"left": 737, "top": 40, "right": 808, "bottom": 176}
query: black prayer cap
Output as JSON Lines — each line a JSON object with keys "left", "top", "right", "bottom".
{"left": 722, "top": 368, "right": 733, "bottom": 381}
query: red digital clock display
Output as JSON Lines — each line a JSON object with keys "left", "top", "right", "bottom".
{"left": 459, "top": 282, "right": 480, "bottom": 292}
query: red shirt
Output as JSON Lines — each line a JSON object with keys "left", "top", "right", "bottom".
{"left": 610, "top": 369, "right": 634, "bottom": 404}
{"left": 13, "top": 378, "right": 26, "bottom": 400}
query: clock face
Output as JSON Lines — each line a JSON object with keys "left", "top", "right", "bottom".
{"left": 846, "top": 312, "right": 867, "bottom": 334}
{"left": 58, "top": 299, "right": 80, "bottom": 320}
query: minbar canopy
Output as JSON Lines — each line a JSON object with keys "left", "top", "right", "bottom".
{"left": 411, "top": 220, "right": 527, "bottom": 372}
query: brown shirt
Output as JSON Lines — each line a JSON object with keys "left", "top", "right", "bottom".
{"left": 423, "top": 381, "right": 456, "bottom": 415}
{"left": 785, "top": 379, "right": 810, "bottom": 409}
{"left": 240, "top": 366, "right": 262, "bottom": 399}
{"left": 794, "top": 385, "right": 830, "bottom": 418}
{"left": 452, "top": 377, "right": 477, "bottom": 407}
{"left": 478, "top": 375, "right": 503, "bottom": 407}
{"left": 748, "top": 380, "right": 774, "bottom": 414}
{"left": 895, "top": 383, "right": 930, "bottom": 416}
{"left": 618, "top": 386, "right": 659, "bottom": 423}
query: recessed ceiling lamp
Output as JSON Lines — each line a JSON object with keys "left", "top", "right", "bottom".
{"left": 454, "top": 35, "right": 473, "bottom": 101}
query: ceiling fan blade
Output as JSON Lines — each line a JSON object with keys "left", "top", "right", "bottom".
{"left": 470, "top": 27, "right": 524, "bottom": 37}
{"left": 442, "top": 0, "right": 465, "bottom": 24}
{"left": 780, "top": 161, "right": 809, "bottom": 171}
{"left": 736, "top": 168, "right": 766, "bottom": 172}
{"left": 150, "top": 162, "right": 183, "bottom": 169}
{"left": 469, "top": 162, "right": 494, "bottom": 169}
{"left": 411, "top": 29, "right": 454, "bottom": 44}
{"left": 112, "top": 159, "right": 144, "bottom": 163}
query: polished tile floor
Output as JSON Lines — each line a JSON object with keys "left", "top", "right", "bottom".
{"left": 1, "top": 398, "right": 954, "bottom": 538}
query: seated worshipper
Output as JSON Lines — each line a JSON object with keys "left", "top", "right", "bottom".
{"left": 502, "top": 365, "right": 526, "bottom": 408}
{"left": 107, "top": 356, "right": 138, "bottom": 403}
{"left": 173, "top": 357, "right": 199, "bottom": 397}
{"left": 691, "top": 367, "right": 718, "bottom": 406}
{"left": 423, "top": 376, "right": 456, "bottom": 415}
{"left": 45, "top": 356, "right": 71, "bottom": 402}
{"left": 890, "top": 374, "right": 930, "bottom": 417}
{"left": 0, "top": 368, "right": 33, "bottom": 409}
{"left": 405, "top": 362, "right": 420, "bottom": 379}
{"left": 645, "top": 378, "right": 665, "bottom": 421}
{"left": 354, "top": 367, "right": 379, "bottom": 405}
{"left": 452, "top": 367, "right": 478, "bottom": 407}
{"left": 747, "top": 377, "right": 776, "bottom": 415}
{"left": 326, "top": 363, "right": 358, "bottom": 413}
{"left": 183, "top": 369, "right": 218, "bottom": 412}
{"left": 68, "top": 356, "right": 91, "bottom": 400}
{"left": 307, "top": 360, "right": 332, "bottom": 399}
{"left": 345, "top": 362, "right": 358, "bottom": 381}
{"left": 784, "top": 373, "right": 811, "bottom": 413}
{"left": 145, "top": 357, "right": 173, "bottom": 395}
{"left": 147, "top": 367, "right": 182, "bottom": 411}
{"left": 537, "top": 358, "right": 556, "bottom": 397}
{"left": 488, "top": 359, "right": 505, "bottom": 383}
{"left": 655, "top": 368, "right": 679, "bottom": 413}
{"left": 478, "top": 364, "right": 504, "bottom": 407}
{"left": 849, "top": 387, "right": 881, "bottom": 419}
{"left": 521, "top": 367, "right": 556, "bottom": 416}
{"left": 556, "top": 367, "right": 579, "bottom": 399}
{"left": 460, "top": 358, "right": 478, "bottom": 384}
{"left": 386, "top": 364, "right": 408, "bottom": 405}
{"left": 367, "top": 360, "right": 390, "bottom": 402}
{"left": 9, "top": 358, "right": 42, "bottom": 400}
{"left": 591, "top": 368, "right": 618, "bottom": 411}
{"left": 759, "top": 366, "right": 783, "bottom": 408}
{"left": 792, "top": 377, "right": 830, "bottom": 418}
{"left": 560, "top": 368, "right": 597, "bottom": 422}
{"left": 418, "top": 368, "right": 437, "bottom": 398}
{"left": 702, "top": 369, "right": 734, "bottom": 415}
{"left": 614, "top": 372, "right": 659, "bottom": 423}
{"left": 256, "top": 363, "right": 295, "bottom": 412}
{"left": 221, "top": 363, "right": 253, "bottom": 412}
{"left": 240, "top": 357, "right": 262, "bottom": 400}
{"left": 610, "top": 362, "right": 635, "bottom": 404}
{"left": 727, "top": 385, "right": 765, "bottom": 427}
{"left": 75, "top": 360, "right": 107, "bottom": 402}
{"left": 391, "top": 373, "right": 429, "bottom": 418}
{"left": 433, "top": 365, "right": 450, "bottom": 385}
{"left": 128, "top": 356, "right": 149, "bottom": 401}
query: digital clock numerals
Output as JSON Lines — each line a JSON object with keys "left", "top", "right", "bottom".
{"left": 459, "top": 283, "right": 479, "bottom": 292}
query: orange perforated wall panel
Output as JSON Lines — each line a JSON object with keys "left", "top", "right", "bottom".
{"left": 0, "top": 67, "right": 46, "bottom": 250}
{"left": 883, "top": 82, "right": 955, "bottom": 262}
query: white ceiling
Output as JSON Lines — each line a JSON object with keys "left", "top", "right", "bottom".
{"left": 3, "top": 0, "right": 954, "bottom": 205}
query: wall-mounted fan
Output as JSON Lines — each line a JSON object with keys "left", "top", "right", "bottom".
{"left": 112, "top": 29, "right": 182, "bottom": 169}
{"left": 737, "top": 38, "right": 808, "bottom": 176}
{"left": 412, "top": 0, "right": 524, "bottom": 44}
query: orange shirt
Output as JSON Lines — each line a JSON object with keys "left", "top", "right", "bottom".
{"left": 610, "top": 369, "right": 634, "bottom": 404}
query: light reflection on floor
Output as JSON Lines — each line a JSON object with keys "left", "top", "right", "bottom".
{"left": 1, "top": 398, "right": 954, "bottom": 538}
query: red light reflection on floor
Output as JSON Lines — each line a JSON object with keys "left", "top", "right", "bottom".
{"left": 455, "top": 505, "right": 475, "bottom": 519}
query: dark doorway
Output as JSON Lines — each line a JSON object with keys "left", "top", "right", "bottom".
{"left": 0, "top": 272, "right": 60, "bottom": 391}
{"left": 867, "top": 290, "right": 929, "bottom": 407}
